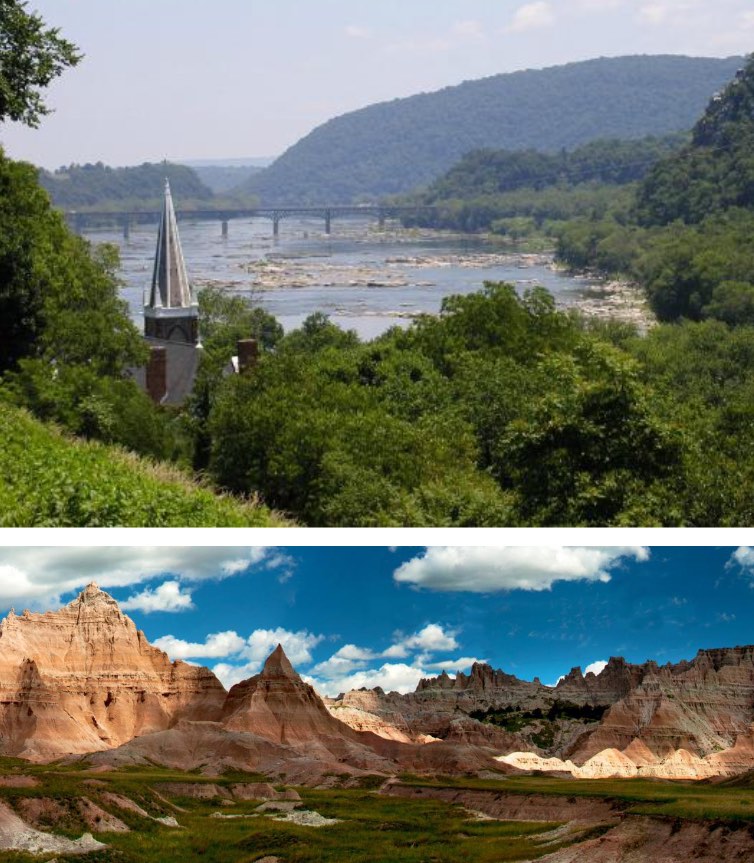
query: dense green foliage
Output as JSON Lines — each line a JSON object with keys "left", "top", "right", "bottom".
{"left": 398, "top": 135, "right": 678, "bottom": 235}
{"left": 0, "top": 0, "right": 80, "bottom": 126}
{"left": 555, "top": 55, "right": 754, "bottom": 324}
{"left": 39, "top": 161, "right": 215, "bottom": 210}
{"left": 0, "top": 149, "right": 146, "bottom": 374}
{"left": 417, "top": 136, "right": 685, "bottom": 203}
{"left": 241, "top": 55, "right": 742, "bottom": 204}
{"left": 205, "top": 284, "right": 706, "bottom": 527}
{"left": 0, "top": 402, "right": 284, "bottom": 526}
{"left": 637, "top": 62, "right": 754, "bottom": 225}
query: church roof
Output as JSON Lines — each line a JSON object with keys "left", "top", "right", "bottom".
{"left": 147, "top": 179, "right": 194, "bottom": 309}
{"left": 130, "top": 339, "right": 201, "bottom": 406}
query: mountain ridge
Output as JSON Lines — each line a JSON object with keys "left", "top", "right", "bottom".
{"left": 239, "top": 54, "right": 744, "bottom": 204}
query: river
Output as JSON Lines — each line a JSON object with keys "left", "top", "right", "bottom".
{"left": 82, "top": 216, "right": 649, "bottom": 340}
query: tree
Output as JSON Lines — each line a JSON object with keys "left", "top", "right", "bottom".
{"left": 0, "top": 0, "right": 81, "bottom": 127}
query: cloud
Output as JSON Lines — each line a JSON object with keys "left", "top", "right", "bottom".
{"left": 402, "top": 623, "right": 459, "bottom": 653}
{"left": 584, "top": 660, "right": 608, "bottom": 677}
{"left": 394, "top": 547, "right": 649, "bottom": 593}
{"left": 507, "top": 2, "right": 556, "bottom": 32}
{"left": 120, "top": 581, "right": 194, "bottom": 614}
{"left": 153, "top": 631, "right": 247, "bottom": 660}
{"left": 636, "top": 0, "right": 699, "bottom": 25}
{"left": 451, "top": 19, "right": 485, "bottom": 40}
{"left": 207, "top": 628, "right": 326, "bottom": 688}
{"left": 305, "top": 662, "right": 429, "bottom": 698}
{"left": 742, "top": 10, "right": 754, "bottom": 28}
{"left": 0, "top": 547, "right": 287, "bottom": 611}
{"left": 345, "top": 25, "right": 371, "bottom": 39}
{"left": 731, "top": 547, "right": 754, "bottom": 573}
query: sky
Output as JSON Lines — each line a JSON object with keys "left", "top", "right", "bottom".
{"left": 0, "top": 545, "right": 752, "bottom": 697}
{"left": 1, "top": 0, "right": 752, "bottom": 168}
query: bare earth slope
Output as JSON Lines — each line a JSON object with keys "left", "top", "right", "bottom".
{"left": 0, "top": 584, "right": 226, "bottom": 760}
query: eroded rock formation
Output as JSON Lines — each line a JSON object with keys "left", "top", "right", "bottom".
{"left": 0, "top": 584, "right": 226, "bottom": 760}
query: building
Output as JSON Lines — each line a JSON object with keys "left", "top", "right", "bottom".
{"left": 133, "top": 180, "right": 201, "bottom": 405}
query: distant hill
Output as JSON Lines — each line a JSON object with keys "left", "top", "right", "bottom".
{"left": 40, "top": 161, "right": 214, "bottom": 211}
{"left": 415, "top": 134, "right": 687, "bottom": 203}
{"left": 189, "top": 163, "right": 262, "bottom": 194}
{"left": 239, "top": 55, "right": 744, "bottom": 205}
{"left": 637, "top": 54, "right": 754, "bottom": 225}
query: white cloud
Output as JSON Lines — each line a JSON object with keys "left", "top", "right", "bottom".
{"left": 452, "top": 19, "right": 485, "bottom": 40}
{"left": 306, "top": 662, "right": 429, "bottom": 698}
{"left": 120, "top": 581, "right": 194, "bottom": 614}
{"left": 153, "top": 631, "right": 247, "bottom": 660}
{"left": 742, "top": 10, "right": 754, "bottom": 28}
{"left": 507, "top": 2, "right": 556, "bottom": 32}
{"left": 241, "top": 628, "right": 324, "bottom": 667}
{"left": 402, "top": 623, "right": 459, "bottom": 653}
{"left": 731, "top": 547, "right": 754, "bottom": 573}
{"left": 637, "top": 0, "right": 699, "bottom": 25}
{"left": 394, "top": 547, "right": 649, "bottom": 593}
{"left": 0, "top": 547, "right": 287, "bottom": 611}
{"left": 345, "top": 24, "right": 371, "bottom": 39}
{"left": 584, "top": 660, "right": 608, "bottom": 677}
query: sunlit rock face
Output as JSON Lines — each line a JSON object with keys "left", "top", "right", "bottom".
{"left": 0, "top": 584, "right": 226, "bottom": 761}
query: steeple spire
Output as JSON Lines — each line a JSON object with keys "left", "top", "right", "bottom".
{"left": 143, "top": 179, "right": 199, "bottom": 344}
{"left": 148, "top": 178, "right": 193, "bottom": 309}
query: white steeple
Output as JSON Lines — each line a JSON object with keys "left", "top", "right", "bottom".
{"left": 147, "top": 179, "right": 194, "bottom": 309}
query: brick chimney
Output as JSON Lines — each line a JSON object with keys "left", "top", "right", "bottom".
{"left": 237, "top": 338, "right": 259, "bottom": 374}
{"left": 146, "top": 345, "right": 167, "bottom": 403}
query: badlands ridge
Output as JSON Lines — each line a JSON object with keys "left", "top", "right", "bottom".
{"left": 3, "top": 584, "right": 754, "bottom": 783}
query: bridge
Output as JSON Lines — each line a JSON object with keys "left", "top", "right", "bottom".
{"left": 65, "top": 205, "right": 440, "bottom": 239}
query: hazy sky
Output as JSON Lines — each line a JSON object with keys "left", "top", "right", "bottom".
{"left": 1, "top": 0, "right": 751, "bottom": 168}
{"left": 0, "top": 546, "right": 751, "bottom": 696}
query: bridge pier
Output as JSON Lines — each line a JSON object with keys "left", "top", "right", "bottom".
{"left": 378, "top": 209, "right": 386, "bottom": 230}
{"left": 324, "top": 210, "right": 331, "bottom": 235}
{"left": 221, "top": 219, "right": 228, "bottom": 238}
{"left": 122, "top": 217, "right": 131, "bottom": 240}
{"left": 273, "top": 216, "right": 280, "bottom": 238}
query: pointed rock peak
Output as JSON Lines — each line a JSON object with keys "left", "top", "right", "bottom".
{"left": 70, "top": 582, "right": 120, "bottom": 610}
{"left": 261, "top": 644, "right": 299, "bottom": 680}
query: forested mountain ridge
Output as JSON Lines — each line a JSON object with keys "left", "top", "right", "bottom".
{"left": 39, "top": 161, "right": 215, "bottom": 210}
{"left": 637, "top": 59, "right": 754, "bottom": 224}
{"left": 239, "top": 55, "right": 743, "bottom": 204}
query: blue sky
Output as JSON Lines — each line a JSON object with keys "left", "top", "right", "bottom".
{"left": 1, "top": 0, "right": 752, "bottom": 167}
{"left": 0, "top": 546, "right": 751, "bottom": 695}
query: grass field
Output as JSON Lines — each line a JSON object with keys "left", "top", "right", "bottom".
{"left": 0, "top": 404, "right": 290, "bottom": 527}
{"left": 1, "top": 760, "right": 754, "bottom": 861}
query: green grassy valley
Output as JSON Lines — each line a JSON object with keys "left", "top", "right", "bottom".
{"left": 0, "top": 761, "right": 753, "bottom": 863}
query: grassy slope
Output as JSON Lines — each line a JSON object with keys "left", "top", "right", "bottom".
{"left": 400, "top": 774, "right": 754, "bottom": 823}
{"left": 0, "top": 762, "right": 562, "bottom": 863}
{"left": 0, "top": 403, "right": 289, "bottom": 527}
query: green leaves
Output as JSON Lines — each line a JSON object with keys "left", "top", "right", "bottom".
{"left": 0, "top": 0, "right": 81, "bottom": 127}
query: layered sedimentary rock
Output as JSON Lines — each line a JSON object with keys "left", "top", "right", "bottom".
{"left": 0, "top": 584, "right": 226, "bottom": 760}
{"left": 331, "top": 647, "right": 754, "bottom": 780}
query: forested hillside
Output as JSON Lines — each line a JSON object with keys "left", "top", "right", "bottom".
{"left": 39, "top": 161, "right": 214, "bottom": 210}
{"left": 557, "top": 53, "right": 754, "bottom": 324}
{"left": 240, "top": 55, "right": 742, "bottom": 204}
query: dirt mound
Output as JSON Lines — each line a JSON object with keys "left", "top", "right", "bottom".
{"left": 536, "top": 815, "right": 754, "bottom": 862}
{"left": 383, "top": 785, "right": 621, "bottom": 824}
{"left": 0, "top": 799, "right": 106, "bottom": 855}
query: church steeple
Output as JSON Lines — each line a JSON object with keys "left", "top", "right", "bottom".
{"left": 144, "top": 179, "right": 199, "bottom": 344}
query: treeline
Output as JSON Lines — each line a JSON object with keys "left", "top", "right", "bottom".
{"left": 195, "top": 283, "right": 754, "bottom": 527}
{"left": 39, "top": 161, "right": 260, "bottom": 212}
{"left": 397, "top": 135, "right": 681, "bottom": 235}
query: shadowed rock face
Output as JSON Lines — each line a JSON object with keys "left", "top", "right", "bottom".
{"left": 331, "top": 648, "right": 754, "bottom": 778}
{"left": 0, "top": 584, "right": 226, "bottom": 760}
